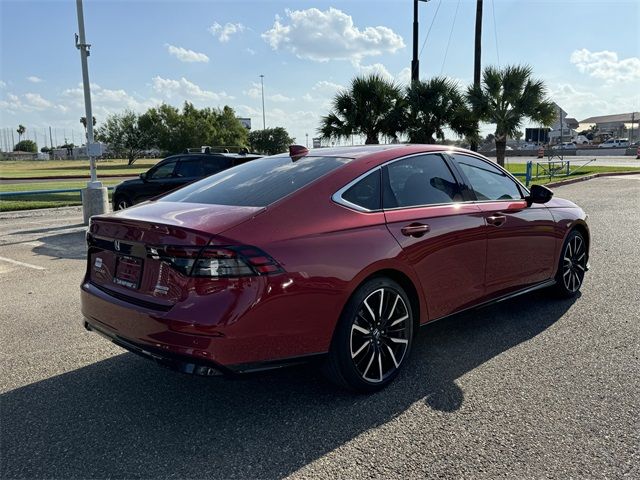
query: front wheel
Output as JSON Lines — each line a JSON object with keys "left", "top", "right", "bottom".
{"left": 552, "top": 230, "right": 587, "bottom": 298}
{"left": 323, "top": 277, "right": 414, "bottom": 393}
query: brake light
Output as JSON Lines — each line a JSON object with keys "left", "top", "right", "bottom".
{"left": 149, "top": 245, "right": 284, "bottom": 278}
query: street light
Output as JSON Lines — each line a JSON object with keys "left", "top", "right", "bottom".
{"left": 411, "top": 0, "right": 430, "bottom": 83}
{"left": 259, "top": 74, "right": 266, "bottom": 130}
{"left": 75, "top": 0, "right": 108, "bottom": 224}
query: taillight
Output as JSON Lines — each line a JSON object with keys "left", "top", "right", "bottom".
{"left": 148, "top": 245, "right": 284, "bottom": 278}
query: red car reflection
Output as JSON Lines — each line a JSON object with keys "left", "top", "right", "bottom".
{"left": 81, "top": 145, "right": 589, "bottom": 392}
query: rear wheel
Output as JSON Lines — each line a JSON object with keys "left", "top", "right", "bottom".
{"left": 552, "top": 230, "right": 587, "bottom": 298}
{"left": 323, "top": 277, "right": 414, "bottom": 393}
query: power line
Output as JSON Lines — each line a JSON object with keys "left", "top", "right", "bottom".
{"left": 491, "top": 0, "right": 500, "bottom": 66}
{"left": 418, "top": 0, "right": 443, "bottom": 59}
{"left": 441, "top": 0, "right": 462, "bottom": 75}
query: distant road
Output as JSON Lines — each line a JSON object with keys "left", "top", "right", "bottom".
{"left": 1, "top": 176, "right": 136, "bottom": 185}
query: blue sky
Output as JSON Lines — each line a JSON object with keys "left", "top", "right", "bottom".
{"left": 1, "top": 0, "right": 639, "bottom": 147}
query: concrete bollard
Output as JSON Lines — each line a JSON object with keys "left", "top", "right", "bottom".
{"left": 82, "top": 185, "right": 110, "bottom": 225}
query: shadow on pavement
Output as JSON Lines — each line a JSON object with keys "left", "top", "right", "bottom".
{"left": 32, "top": 230, "right": 87, "bottom": 260}
{"left": 0, "top": 291, "right": 577, "bottom": 479}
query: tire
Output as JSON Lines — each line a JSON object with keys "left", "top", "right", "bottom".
{"left": 551, "top": 229, "right": 588, "bottom": 298}
{"left": 114, "top": 196, "right": 132, "bottom": 210}
{"left": 323, "top": 277, "right": 414, "bottom": 393}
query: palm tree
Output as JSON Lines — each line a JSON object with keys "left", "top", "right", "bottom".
{"left": 467, "top": 65, "right": 556, "bottom": 166}
{"left": 404, "top": 77, "right": 476, "bottom": 144}
{"left": 16, "top": 124, "right": 26, "bottom": 142}
{"left": 319, "top": 74, "right": 404, "bottom": 144}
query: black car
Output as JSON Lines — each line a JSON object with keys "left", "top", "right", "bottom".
{"left": 112, "top": 150, "right": 261, "bottom": 210}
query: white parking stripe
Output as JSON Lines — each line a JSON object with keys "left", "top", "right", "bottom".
{"left": 0, "top": 256, "right": 46, "bottom": 270}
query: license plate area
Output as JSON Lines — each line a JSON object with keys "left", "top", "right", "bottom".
{"left": 113, "top": 255, "right": 143, "bottom": 290}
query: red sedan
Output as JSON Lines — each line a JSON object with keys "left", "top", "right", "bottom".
{"left": 81, "top": 145, "right": 589, "bottom": 392}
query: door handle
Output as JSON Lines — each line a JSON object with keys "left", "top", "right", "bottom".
{"left": 401, "top": 223, "right": 430, "bottom": 237}
{"left": 486, "top": 214, "right": 506, "bottom": 226}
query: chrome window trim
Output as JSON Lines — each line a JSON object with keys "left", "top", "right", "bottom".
{"left": 331, "top": 149, "right": 528, "bottom": 213}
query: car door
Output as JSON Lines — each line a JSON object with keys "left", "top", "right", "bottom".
{"left": 173, "top": 157, "right": 205, "bottom": 188}
{"left": 136, "top": 157, "right": 179, "bottom": 202}
{"left": 382, "top": 153, "right": 487, "bottom": 320}
{"left": 451, "top": 153, "right": 557, "bottom": 296}
{"left": 202, "top": 156, "right": 233, "bottom": 177}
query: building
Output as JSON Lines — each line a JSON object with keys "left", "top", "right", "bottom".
{"left": 578, "top": 112, "right": 639, "bottom": 141}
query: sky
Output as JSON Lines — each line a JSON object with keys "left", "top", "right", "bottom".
{"left": 1, "top": 0, "right": 639, "bottom": 148}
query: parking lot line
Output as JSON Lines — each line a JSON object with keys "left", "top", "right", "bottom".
{"left": 0, "top": 255, "right": 46, "bottom": 270}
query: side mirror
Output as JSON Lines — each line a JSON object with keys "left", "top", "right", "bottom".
{"left": 526, "top": 184, "right": 553, "bottom": 206}
{"left": 139, "top": 172, "right": 148, "bottom": 182}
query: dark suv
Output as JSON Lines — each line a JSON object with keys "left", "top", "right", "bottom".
{"left": 112, "top": 150, "right": 261, "bottom": 210}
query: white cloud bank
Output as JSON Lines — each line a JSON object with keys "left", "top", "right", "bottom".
{"left": 570, "top": 49, "right": 640, "bottom": 83}
{"left": 152, "top": 76, "right": 233, "bottom": 102}
{"left": 262, "top": 8, "right": 405, "bottom": 63}
{"left": 166, "top": 44, "right": 209, "bottom": 63}
{"left": 209, "top": 22, "right": 245, "bottom": 42}
{"left": 27, "top": 76, "right": 43, "bottom": 83}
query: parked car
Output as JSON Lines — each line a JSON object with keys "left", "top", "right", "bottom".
{"left": 598, "top": 138, "right": 630, "bottom": 148}
{"left": 572, "top": 135, "right": 591, "bottom": 145}
{"left": 552, "top": 142, "right": 577, "bottom": 150}
{"left": 83, "top": 145, "right": 590, "bottom": 392}
{"left": 112, "top": 149, "right": 261, "bottom": 210}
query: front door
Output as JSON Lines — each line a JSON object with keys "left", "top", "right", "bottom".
{"left": 382, "top": 153, "right": 487, "bottom": 321}
{"left": 452, "top": 154, "right": 557, "bottom": 296}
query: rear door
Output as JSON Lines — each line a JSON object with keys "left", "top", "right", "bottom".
{"left": 202, "top": 156, "right": 233, "bottom": 176}
{"left": 138, "top": 157, "right": 181, "bottom": 202}
{"left": 382, "top": 153, "right": 487, "bottom": 320}
{"left": 451, "top": 154, "right": 557, "bottom": 296}
{"left": 174, "top": 157, "right": 205, "bottom": 186}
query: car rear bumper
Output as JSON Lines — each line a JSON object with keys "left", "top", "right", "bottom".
{"left": 81, "top": 280, "right": 328, "bottom": 374}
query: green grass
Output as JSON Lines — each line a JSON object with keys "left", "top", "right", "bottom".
{"left": 0, "top": 179, "right": 121, "bottom": 212}
{"left": 504, "top": 163, "right": 639, "bottom": 184}
{"left": 0, "top": 158, "right": 160, "bottom": 179}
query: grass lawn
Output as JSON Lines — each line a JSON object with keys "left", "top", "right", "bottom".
{"left": 0, "top": 158, "right": 160, "bottom": 179}
{"left": 504, "top": 163, "right": 639, "bottom": 184}
{"left": 0, "top": 180, "right": 122, "bottom": 212}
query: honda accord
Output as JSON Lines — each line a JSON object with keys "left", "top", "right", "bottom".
{"left": 81, "top": 144, "right": 589, "bottom": 392}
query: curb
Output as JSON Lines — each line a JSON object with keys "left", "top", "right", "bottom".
{"left": 545, "top": 171, "right": 639, "bottom": 188}
{"left": 0, "top": 173, "right": 135, "bottom": 181}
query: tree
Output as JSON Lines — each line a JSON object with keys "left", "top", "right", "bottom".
{"left": 404, "top": 77, "right": 476, "bottom": 144}
{"left": 14, "top": 139, "right": 37, "bottom": 152}
{"left": 467, "top": 65, "right": 556, "bottom": 166}
{"left": 80, "top": 116, "right": 97, "bottom": 138}
{"left": 319, "top": 73, "right": 404, "bottom": 144}
{"left": 248, "top": 127, "right": 294, "bottom": 155}
{"left": 16, "top": 124, "right": 26, "bottom": 142}
{"left": 139, "top": 102, "right": 248, "bottom": 154}
{"left": 95, "top": 110, "right": 152, "bottom": 165}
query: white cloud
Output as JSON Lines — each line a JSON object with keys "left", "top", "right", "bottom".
{"left": 570, "top": 49, "right": 640, "bottom": 83}
{"left": 550, "top": 83, "right": 640, "bottom": 120}
{"left": 165, "top": 44, "right": 209, "bottom": 63}
{"left": 312, "top": 80, "right": 344, "bottom": 93}
{"left": 355, "top": 63, "right": 412, "bottom": 86}
{"left": 262, "top": 8, "right": 405, "bottom": 63}
{"left": 24, "top": 93, "right": 52, "bottom": 108}
{"left": 243, "top": 82, "right": 294, "bottom": 102}
{"left": 245, "top": 48, "right": 256, "bottom": 55}
{"left": 152, "top": 76, "right": 233, "bottom": 102}
{"left": 0, "top": 92, "right": 60, "bottom": 113}
{"left": 209, "top": 22, "right": 245, "bottom": 42}
{"left": 27, "top": 76, "right": 43, "bottom": 83}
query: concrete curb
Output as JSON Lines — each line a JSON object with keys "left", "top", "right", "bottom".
{"left": 544, "top": 171, "right": 639, "bottom": 188}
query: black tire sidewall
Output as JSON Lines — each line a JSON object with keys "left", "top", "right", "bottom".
{"left": 554, "top": 230, "right": 586, "bottom": 297}
{"left": 331, "top": 276, "right": 414, "bottom": 393}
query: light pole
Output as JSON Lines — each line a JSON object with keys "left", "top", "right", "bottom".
{"left": 411, "top": 0, "right": 430, "bottom": 83}
{"left": 75, "top": 0, "right": 108, "bottom": 223}
{"left": 260, "top": 74, "right": 266, "bottom": 130}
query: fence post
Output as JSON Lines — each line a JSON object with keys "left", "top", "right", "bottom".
{"left": 525, "top": 160, "right": 532, "bottom": 187}
{"left": 566, "top": 160, "right": 570, "bottom": 177}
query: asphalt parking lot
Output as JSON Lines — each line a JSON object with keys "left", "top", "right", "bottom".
{"left": 1, "top": 175, "right": 639, "bottom": 479}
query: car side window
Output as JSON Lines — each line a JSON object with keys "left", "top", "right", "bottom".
{"left": 202, "top": 157, "right": 233, "bottom": 176}
{"left": 454, "top": 154, "right": 522, "bottom": 201}
{"left": 175, "top": 159, "right": 204, "bottom": 178}
{"left": 383, "top": 154, "right": 462, "bottom": 209}
{"left": 149, "top": 159, "right": 178, "bottom": 179}
{"left": 341, "top": 170, "right": 381, "bottom": 211}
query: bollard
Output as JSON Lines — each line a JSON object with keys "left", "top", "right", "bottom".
{"left": 537, "top": 146, "right": 544, "bottom": 159}
{"left": 637, "top": 146, "right": 639, "bottom": 160}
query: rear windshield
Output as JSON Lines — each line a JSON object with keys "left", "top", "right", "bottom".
{"left": 160, "top": 155, "right": 351, "bottom": 207}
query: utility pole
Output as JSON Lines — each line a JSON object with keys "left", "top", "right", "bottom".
{"left": 260, "top": 74, "right": 266, "bottom": 130}
{"left": 75, "top": 0, "right": 108, "bottom": 222}
{"left": 471, "top": 0, "right": 483, "bottom": 152}
{"left": 411, "top": 0, "right": 430, "bottom": 83}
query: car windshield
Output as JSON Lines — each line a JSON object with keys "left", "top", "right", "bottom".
{"left": 160, "top": 155, "right": 351, "bottom": 207}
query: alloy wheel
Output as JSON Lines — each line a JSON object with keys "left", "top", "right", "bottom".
{"left": 562, "top": 234, "right": 587, "bottom": 292}
{"left": 349, "top": 288, "right": 410, "bottom": 383}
